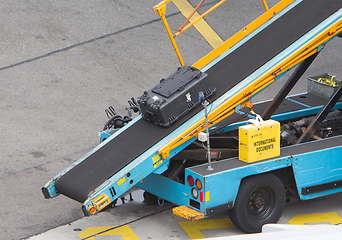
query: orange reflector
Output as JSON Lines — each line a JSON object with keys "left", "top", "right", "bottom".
{"left": 88, "top": 205, "right": 96, "bottom": 215}
{"left": 195, "top": 179, "right": 202, "bottom": 190}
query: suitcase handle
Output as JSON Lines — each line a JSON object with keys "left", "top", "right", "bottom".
{"left": 248, "top": 111, "right": 264, "bottom": 126}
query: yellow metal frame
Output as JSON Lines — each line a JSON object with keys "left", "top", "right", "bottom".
{"left": 154, "top": 0, "right": 271, "bottom": 66}
{"left": 158, "top": 10, "right": 342, "bottom": 159}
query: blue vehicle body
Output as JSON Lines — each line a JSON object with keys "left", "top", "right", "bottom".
{"left": 42, "top": 0, "right": 342, "bottom": 233}
{"left": 135, "top": 100, "right": 342, "bottom": 211}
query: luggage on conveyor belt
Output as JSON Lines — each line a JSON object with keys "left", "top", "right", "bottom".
{"left": 138, "top": 66, "right": 216, "bottom": 127}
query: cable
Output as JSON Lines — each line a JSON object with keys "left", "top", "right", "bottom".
{"left": 202, "top": 141, "right": 208, "bottom": 150}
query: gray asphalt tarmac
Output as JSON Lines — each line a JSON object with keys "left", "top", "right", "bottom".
{"left": 0, "top": 1, "right": 341, "bottom": 239}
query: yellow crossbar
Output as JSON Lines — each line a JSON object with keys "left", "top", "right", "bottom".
{"left": 172, "top": 0, "right": 224, "bottom": 49}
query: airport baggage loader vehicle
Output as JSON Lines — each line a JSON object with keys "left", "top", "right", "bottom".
{"left": 42, "top": 0, "right": 342, "bottom": 233}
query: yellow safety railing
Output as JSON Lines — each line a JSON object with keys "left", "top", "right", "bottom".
{"left": 153, "top": 0, "right": 270, "bottom": 66}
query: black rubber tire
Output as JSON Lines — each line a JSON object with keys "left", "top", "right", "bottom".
{"left": 103, "top": 115, "right": 122, "bottom": 131}
{"left": 143, "top": 191, "right": 158, "bottom": 204}
{"left": 228, "top": 173, "right": 285, "bottom": 233}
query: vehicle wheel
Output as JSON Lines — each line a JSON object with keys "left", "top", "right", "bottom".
{"left": 103, "top": 115, "right": 124, "bottom": 130}
{"left": 228, "top": 173, "right": 285, "bottom": 233}
{"left": 143, "top": 191, "right": 158, "bottom": 204}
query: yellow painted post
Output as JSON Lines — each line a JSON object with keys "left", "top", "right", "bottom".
{"left": 153, "top": 3, "right": 185, "bottom": 66}
{"left": 161, "top": 15, "right": 185, "bottom": 66}
{"left": 262, "top": 0, "right": 269, "bottom": 11}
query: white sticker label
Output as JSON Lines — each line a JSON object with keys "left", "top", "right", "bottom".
{"left": 186, "top": 93, "right": 191, "bottom": 102}
{"left": 152, "top": 96, "right": 159, "bottom": 101}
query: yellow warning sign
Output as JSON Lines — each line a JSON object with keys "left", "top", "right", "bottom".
{"left": 152, "top": 154, "right": 163, "bottom": 168}
{"left": 117, "top": 177, "right": 126, "bottom": 186}
{"left": 152, "top": 154, "right": 160, "bottom": 163}
{"left": 239, "top": 120, "right": 280, "bottom": 163}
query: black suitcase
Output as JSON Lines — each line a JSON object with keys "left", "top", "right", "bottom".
{"left": 138, "top": 66, "right": 216, "bottom": 127}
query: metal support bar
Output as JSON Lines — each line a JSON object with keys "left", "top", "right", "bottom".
{"left": 154, "top": 2, "right": 185, "bottom": 66}
{"left": 178, "top": 0, "right": 204, "bottom": 32}
{"left": 262, "top": 0, "right": 269, "bottom": 11}
{"left": 203, "top": 100, "right": 213, "bottom": 171}
{"left": 296, "top": 80, "right": 342, "bottom": 144}
{"left": 173, "top": 0, "right": 227, "bottom": 38}
{"left": 261, "top": 52, "right": 319, "bottom": 120}
{"left": 161, "top": 14, "right": 185, "bottom": 66}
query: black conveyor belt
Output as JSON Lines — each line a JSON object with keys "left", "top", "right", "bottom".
{"left": 55, "top": 0, "right": 342, "bottom": 203}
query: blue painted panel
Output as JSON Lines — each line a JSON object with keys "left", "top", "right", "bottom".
{"left": 185, "top": 157, "right": 292, "bottom": 213}
{"left": 135, "top": 143, "right": 342, "bottom": 215}
{"left": 136, "top": 173, "right": 189, "bottom": 206}
{"left": 293, "top": 143, "right": 342, "bottom": 200}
